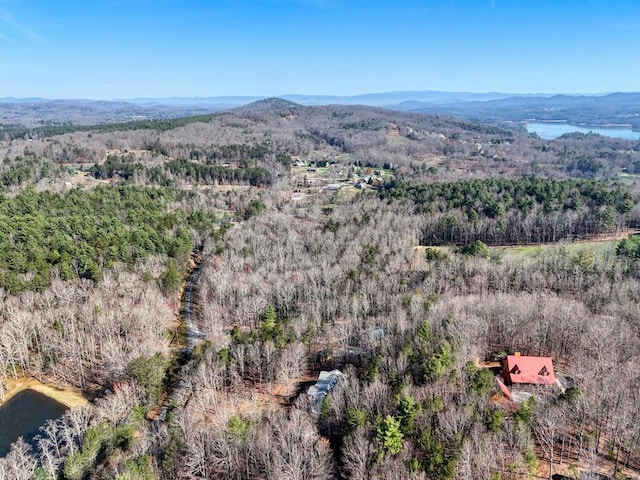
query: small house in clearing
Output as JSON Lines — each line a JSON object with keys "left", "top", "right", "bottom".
{"left": 308, "top": 370, "right": 344, "bottom": 414}
{"left": 502, "top": 354, "right": 556, "bottom": 386}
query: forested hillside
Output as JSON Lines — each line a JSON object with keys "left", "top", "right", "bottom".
{"left": 3, "top": 99, "right": 640, "bottom": 186}
{"left": 382, "top": 177, "right": 635, "bottom": 245}
{"left": 1, "top": 101, "right": 640, "bottom": 479}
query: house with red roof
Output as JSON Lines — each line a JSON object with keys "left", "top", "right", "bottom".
{"left": 502, "top": 353, "right": 556, "bottom": 386}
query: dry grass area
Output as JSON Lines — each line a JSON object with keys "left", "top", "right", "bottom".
{"left": 195, "top": 184, "right": 252, "bottom": 193}
{"left": 34, "top": 171, "right": 110, "bottom": 193}
{"left": 103, "top": 149, "right": 156, "bottom": 161}
{"left": 387, "top": 123, "right": 410, "bottom": 145}
{"left": 1, "top": 376, "right": 89, "bottom": 408}
{"left": 412, "top": 228, "right": 640, "bottom": 265}
{"left": 208, "top": 372, "right": 322, "bottom": 421}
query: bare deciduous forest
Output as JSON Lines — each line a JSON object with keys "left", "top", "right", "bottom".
{"left": 1, "top": 100, "right": 640, "bottom": 479}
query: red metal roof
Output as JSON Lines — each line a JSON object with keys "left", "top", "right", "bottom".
{"left": 495, "top": 376, "right": 512, "bottom": 400}
{"left": 503, "top": 355, "right": 556, "bottom": 385}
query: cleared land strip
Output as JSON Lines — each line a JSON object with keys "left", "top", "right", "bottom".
{"left": 154, "top": 248, "right": 205, "bottom": 421}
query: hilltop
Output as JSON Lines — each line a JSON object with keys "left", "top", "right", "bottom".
{"left": 234, "top": 97, "right": 303, "bottom": 113}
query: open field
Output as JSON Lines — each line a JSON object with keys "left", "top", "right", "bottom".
{"left": 619, "top": 172, "right": 640, "bottom": 182}
{"left": 491, "top": 229, "right": 639, "bottom": 258}
{"left": 493, "top": 240, "right": 618, "bottom": 259}
{"left": 335, "top": 185, "right": 361, "bottom": 203}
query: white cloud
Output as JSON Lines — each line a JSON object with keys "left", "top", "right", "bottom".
{"left": 0, "top": 30, "right": 32, "bottom": 51}
{"left": 0, "top": 8, "right": 42, "bottom": 43}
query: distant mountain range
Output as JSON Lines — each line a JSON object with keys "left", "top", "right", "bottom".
{"left": 400, "top": 92, "right": 640, "bottom": 129}
{"left": 2, "top": 90, "right": 639, "bottom": 130}
{"left": 120, "top": 90, "right": 531, "bottom": 107}
{"left": 0, "top": 90, "right": 558, "bottom": 110}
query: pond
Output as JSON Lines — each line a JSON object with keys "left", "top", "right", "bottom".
{"left": 0, "top": 389, "right": 68, "bottom": 456}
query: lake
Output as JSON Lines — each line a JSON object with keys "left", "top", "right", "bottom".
{"left": 0, "top": 389, "right": 68, "bottom": 456}
{"left": 527, "top": 122, "right": 640, "bottom": 140}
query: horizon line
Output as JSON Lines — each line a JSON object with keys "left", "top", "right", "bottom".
{"left": 2, "top": 90, "right": 639, "bottom": 103}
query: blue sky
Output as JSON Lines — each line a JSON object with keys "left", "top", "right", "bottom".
{"left": 0, "top": 0, "right": 639, "bottom": 99}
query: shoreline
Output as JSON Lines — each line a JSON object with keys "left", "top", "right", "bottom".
{"left": 525, "top": 120, "right": 637, "bottom": 130}
{"left": 1, "top": 377, "right": 89, "bottom": 409}
{"left": 525, "top": 120, "right": 640, "bottom": 139}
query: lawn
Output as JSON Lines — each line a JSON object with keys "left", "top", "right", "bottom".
{"left": 335, "top": 185, "right": 361, "bottom": 203}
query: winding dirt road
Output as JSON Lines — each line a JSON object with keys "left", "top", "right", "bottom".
{"left": 155, "top": 248, "right": 205, "bottom": 421}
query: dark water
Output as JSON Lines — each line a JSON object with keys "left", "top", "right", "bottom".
{"left": 0, "top": 389, "right": 68, "bottom": 456}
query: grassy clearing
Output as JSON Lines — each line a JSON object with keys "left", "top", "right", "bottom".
{"left": 196, "top": 184, "right": 252, "bottom": 193}
{"left": 619, "top": 173, "right": 640, "bottom": 180}
{"left": 388, "top": 135, "right": 410, "bottom": 145}
{"left": 290, "top": 166, "right": 330, "bottom": 177}
{"left": 492, "top": 245, "right": 543, "bottom": 258}
{"left": 414, "top": 238, "right": 621, "bottom": 262}
{"left": 492, "top": 239, "right": 619, "bottom": 259}
{"left": 335, "top": 186, "right": 360, "bottom": 203}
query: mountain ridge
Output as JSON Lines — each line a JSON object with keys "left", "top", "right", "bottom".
{"left": 3, "top": 90, "right": 640, "bottom": 130}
